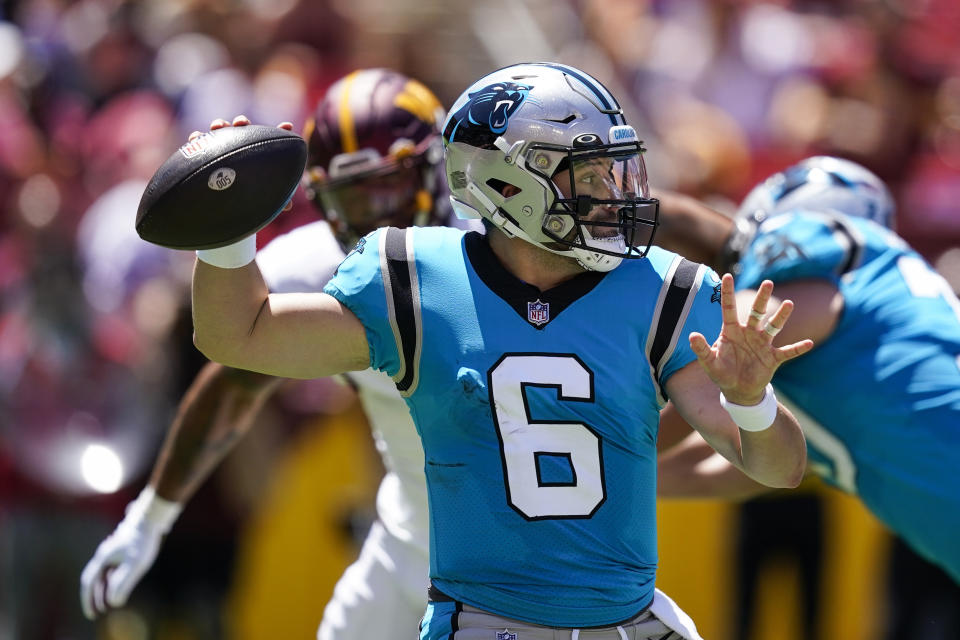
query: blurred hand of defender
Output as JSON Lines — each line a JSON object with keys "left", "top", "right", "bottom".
{"left": 80, "top": 505, "right": 166, "bottom": 619}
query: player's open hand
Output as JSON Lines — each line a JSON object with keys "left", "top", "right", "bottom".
{"left": 688, "top": 273, "right": 813, "bottom": 405}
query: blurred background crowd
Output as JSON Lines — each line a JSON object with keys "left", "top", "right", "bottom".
{"left": 1, "top": 0, "right": 959, "bottom": 639}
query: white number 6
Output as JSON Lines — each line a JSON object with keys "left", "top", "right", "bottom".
{"left": 489, "top": 354, "right": 606, "bottom": 520}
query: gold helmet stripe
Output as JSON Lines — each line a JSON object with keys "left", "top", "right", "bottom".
{"left": 394, "top": 79, "right": 443, "bottom": 126}
{"left": 337, "top": 71, "right": 360, "bottom": 153}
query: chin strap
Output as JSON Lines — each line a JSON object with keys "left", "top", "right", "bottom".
{"left": 574, "top": 250, "right": 622, "bottom": 273}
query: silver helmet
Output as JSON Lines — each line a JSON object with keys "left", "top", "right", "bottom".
{"left": 737, "top": 156, "right": 896, "bottom": 230}
{"left": 442, "top": 62, "right": 659, "bottom": 272}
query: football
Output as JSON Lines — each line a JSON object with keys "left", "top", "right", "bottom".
{"left": 136, "top": 125, "right": 307, "bottom": 250}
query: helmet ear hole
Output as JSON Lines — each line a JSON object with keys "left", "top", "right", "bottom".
{"left": 486, "top": 178, "right": 522, "bottom": 198}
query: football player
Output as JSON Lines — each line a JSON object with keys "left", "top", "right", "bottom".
{"left": 80, "top": 68, "right": 468, "bottom": 639}
{"left": 186, "top": 62, "right": 812, "bottom": 639}
{"left": 655, "top": 156, "right": 960, "bottom": 583}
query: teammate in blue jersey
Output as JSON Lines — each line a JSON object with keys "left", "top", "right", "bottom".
{"left": 187, "top": 63, "right": 813, "bottom": 639}
{"left": 655, "top": 156, "right": 960, "bottom": 584}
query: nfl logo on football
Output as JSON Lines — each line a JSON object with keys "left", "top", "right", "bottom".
{"left": 527, "top": 299, "right": 549, "bottom": 326}
{"left": 496, "top": 630, "right": 517, "bottom": 640}
{"left": 179, "top": 133, "right": 212, "bottom": 159}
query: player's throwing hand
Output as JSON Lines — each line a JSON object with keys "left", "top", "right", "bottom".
{"left": 187, "top": 114, "right": 294, "bottom": 140}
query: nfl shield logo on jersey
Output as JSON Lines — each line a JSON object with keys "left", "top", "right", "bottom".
{"left": 496, "top": 630, "right": 517, "bottom": 640}
{"left": 527, "top": 299, "right": 550, "bottom": 326}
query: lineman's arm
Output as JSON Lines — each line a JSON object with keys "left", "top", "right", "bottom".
{"left": 151, "top": 362, "right": 284, "bottom": 502}
{"left": 657, "top": 279, "right": 842, "bottom": 497}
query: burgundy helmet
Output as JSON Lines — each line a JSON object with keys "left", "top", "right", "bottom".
{"left": 303, "top": 68, "right": 446, "bottom": 248}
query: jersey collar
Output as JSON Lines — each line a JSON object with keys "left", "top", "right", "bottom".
{"left": 463, "top": 231, "right": 607, "bottom": 330}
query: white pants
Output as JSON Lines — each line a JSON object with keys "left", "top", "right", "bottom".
{"left": 316, "top": 520, "right": 429, "bottom": 640}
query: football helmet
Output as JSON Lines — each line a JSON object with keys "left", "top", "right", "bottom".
{"left": 303, "top": 68, "right": 447, "bottom": 248}
{"left": 442, "top": 62, "right": 659, "bottom": 272}
{"left": 737, "top": 156, "right": 895, "bottom": 230}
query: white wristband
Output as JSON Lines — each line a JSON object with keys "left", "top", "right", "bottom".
{"left": 196, "top": 234, "right": 257, "bottom": 269}
{"left": 124, "top": 486, "right": 183, "bottom": 534}
{"left": 720, "top": 383, "right": 778, "bottom": 432}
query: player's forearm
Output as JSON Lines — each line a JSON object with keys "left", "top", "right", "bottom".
{"left": 192, "top": 258, "right": 271, "bottom": 368}
{"left": 657, "top": 434, "right": 771, "bottom": 499}
{"left": 150, "top": 361, "right": 283, "bottom": 503}
{"left": 736, "top": 405, "right": 807, "bottom": 489}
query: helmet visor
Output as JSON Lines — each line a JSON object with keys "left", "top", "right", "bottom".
{"left": 531, "top": 141, "right": 659, "bottom": 258}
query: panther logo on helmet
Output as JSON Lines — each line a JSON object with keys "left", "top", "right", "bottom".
{"left": 442, "top": 82, "right": 532, "bottom": 148}
{"left": 443, "top": 63, "right": 660, "bottom": 273}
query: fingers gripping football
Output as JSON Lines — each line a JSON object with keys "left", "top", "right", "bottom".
{"left": 188, "top": 114, "right": 294, "bottom": 139}
{"left": 222, "top": 116, "right": 295, "bottom": 213}
{"left": 689, "top": 274, "right": 814, "bottom": 404}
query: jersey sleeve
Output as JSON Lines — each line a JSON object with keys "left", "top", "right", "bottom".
{"left": 660, "top": 266, "right": 722, "bottom": 385}
{"left": 322, "top": 228, "right": 402, "bottom": 376}
{"left": 256, "top": 221, "right": 345, "bottom": 294}
{"left": 737, "top": 212, "right": 865, "bottom": 288}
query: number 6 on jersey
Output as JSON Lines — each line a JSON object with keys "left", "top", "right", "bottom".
{"left": 489, "top": 354, "right": 606, "bottom": 520}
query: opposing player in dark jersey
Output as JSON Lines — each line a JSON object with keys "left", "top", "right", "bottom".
{"left": 81, "top": 69, "right": 472, "bottom": 639}
{"left": 187, "top": 62, "right": 813, "bottom": 639}
{"left": 655, "top": 156, "right": 960, "bottom": 583}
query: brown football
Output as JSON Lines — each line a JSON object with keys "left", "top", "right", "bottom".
{"left": 136, "top": 125, "right": 307, "bottom": 250}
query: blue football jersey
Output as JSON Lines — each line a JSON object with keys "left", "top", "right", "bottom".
{"left": 324, "top": 226, "right": 722, "bottom": 627}
{"left": 737, "top": 211, "right": 960, "bottom": 581}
